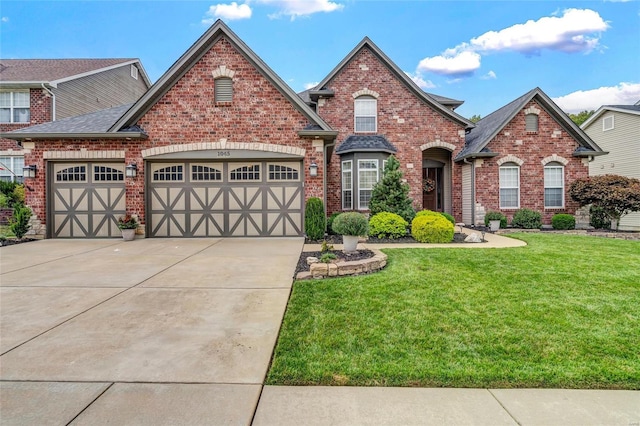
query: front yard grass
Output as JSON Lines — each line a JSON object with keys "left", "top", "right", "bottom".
{"left": 267, "top": 233, "right": 640, "bottom": 389}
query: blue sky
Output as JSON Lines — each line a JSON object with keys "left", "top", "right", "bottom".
{"left": 1, "top": 0, "right": 639, "bottom": 118}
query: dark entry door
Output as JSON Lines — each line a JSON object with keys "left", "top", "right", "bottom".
{"left": 422, "top": 167, "right": 443, "bottom": 211}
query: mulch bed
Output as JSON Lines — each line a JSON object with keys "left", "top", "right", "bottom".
{"left": 295, "top": 249, "right": 376, "bottom": 275}
{"left": 0, "top": 238, "right": 37, "bottom": 247}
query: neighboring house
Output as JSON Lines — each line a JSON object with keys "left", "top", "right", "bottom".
{"left": 0, "top": 21, "right": 606, "bottom": 239}
{"left": 0, "top": 59, "right": 151, "bottom": 182}
{"left": 581, "top": 104, "right": 640, "bottom": 231}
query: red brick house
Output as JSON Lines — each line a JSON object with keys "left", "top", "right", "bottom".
{"left": 1, "top": 21, "right": 605, "bottom": 238}
{"left": 0, "top": 59, "right": 150, "bottom": 182}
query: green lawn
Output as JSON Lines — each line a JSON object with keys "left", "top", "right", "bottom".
{"left": 267, "top": 233, "right": 640, "bottom": 389}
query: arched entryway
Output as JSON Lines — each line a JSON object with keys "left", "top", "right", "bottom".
{"left": 421, "top": 145, "right": 454, "bottom": 214}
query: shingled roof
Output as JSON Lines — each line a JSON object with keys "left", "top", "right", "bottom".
{"left": 0, "top": 59, "right": 150, "bottom": 86}
{"left": 335, "top": 135, "right": 397, "bottom": 154}
{"left": 457, "top": 87, "right": 604, "bottom": 162}
{"left": 1, "top": 104, "right": 147, "bottom": 140}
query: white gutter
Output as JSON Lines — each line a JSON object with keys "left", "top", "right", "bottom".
{"left": 41, "top": 83, "right": 56, "bottom": 121}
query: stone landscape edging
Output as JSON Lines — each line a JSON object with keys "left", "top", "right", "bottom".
{"left": 297, "top": 248, "right": 388, "bottom": 280}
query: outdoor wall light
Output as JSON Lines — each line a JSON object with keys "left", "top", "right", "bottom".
{"left": 23, "top": 165, "right": 37, "bottom": 179}
{"left": 125, "top": 163, "right": 138, "bottom": 178}
{"left": 309, "top": 162, "right": 318, "bottom": 177}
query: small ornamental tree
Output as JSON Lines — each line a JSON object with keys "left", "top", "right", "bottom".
{"left": 304, "top": 197, "right": 326, "bottom": 240}
{"left": 368, "top": 155, "right": 415, "bottom": 223}
{"left": 569, "top": 175, "right": 640, "bottom": 230}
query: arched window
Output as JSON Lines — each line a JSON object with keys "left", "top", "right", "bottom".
{"left": 544, "top": 162, "right": 564, "bottom": 208}
{"left": 354, "top": 95, "right": 377, "bottom": 132}
{"left": 499, "top": 162, "right": 520, "bottom": 208}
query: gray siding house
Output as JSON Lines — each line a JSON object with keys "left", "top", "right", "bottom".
{"left": 582, "top": 103, "right": 640, "bottom": 231}
{"left": 0, "top": 59, "right": 151, "bottom": 181}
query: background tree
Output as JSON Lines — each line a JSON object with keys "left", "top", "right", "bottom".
{"left": 369, "top": 155, "right": 415, "bottom": 223}
{"left": 568, "top": 110, "right": 595, "bottom": 126}
{"left": 569, "top": 174, "right": 640, "bottom": 230}
{"left": 469, "top": 114, "right": 482, "bottom": 123}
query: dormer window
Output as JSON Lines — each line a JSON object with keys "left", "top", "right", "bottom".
{"left": 214, "top": 77, "right": 233, "bottom": 103}
{"left": 525, "top": 113, "right": 538, "bottom": 133}
{"left": 354, "top": 95, "right": 377, "bottom": 132}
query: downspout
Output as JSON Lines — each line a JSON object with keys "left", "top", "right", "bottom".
{"left": 323, "top": 137, "right": 337, "bottom": 224}
{"left": 464, "top": 158, "right": 475, "bottom": 226}
{"left": 41, "top": 83, "right": 56, "bottom": 121}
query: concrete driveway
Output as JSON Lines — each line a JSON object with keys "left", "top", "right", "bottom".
{"left": 0, "top": 237, "right": 302, "bottom": 425}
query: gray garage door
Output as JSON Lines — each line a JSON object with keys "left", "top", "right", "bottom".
{"left": 148, "top": 161, "right": 303, "bottom": 237}
{"left": 50, "top": 162, "right": 126, "bottom": 238}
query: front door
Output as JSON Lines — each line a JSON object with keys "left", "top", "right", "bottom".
{"left": 422, "top": 167, "right": 443, "bottom": 211}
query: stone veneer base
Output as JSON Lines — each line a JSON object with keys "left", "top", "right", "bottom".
{"left": 297, "top": 249, "right": 388, "bottom": 280}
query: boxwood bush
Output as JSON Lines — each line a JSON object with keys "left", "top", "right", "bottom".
{"left": 332, "top": 212, "right": 369, "bottom": 237}
{"left": 304, "top": 197, "right": 325, "bottom": 240}
{"left": 369, "top": 212, "right": 408, "bottom": 239}
{"left": 552, "top": 213, "right": 575, "bottom": 230}
{"left": 326, "top": 212, "right": 341, "bottom": 235}
{"left": 441, "top": 212, "right": 456, "bottom": 226}
{"left": 589, "top": 205, "right": 611, "bottom": 229}
{"left": 411, "top": 213, "right": 454, "bottom": 243}
{"left": 511, "top": 208, "right": 542, "bottom": 229}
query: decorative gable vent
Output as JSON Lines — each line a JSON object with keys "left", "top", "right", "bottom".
{"left": 603, "top": 115, "right": 614, "bottom": 131}
{"left": 214, "top": 77, "right": 233, "bottom": 103}
{"left": 525, "top": 114, "right": 539, "bottom": 132}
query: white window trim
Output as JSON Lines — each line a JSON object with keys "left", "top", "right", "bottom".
{"left": 603, "top": 115, "right": 614, "bottom": 131}
{"left": 544, "top": 164, "right": 565, "bottom": 208}
{"left": 499, "top": 165, "right": 520, "bottom": 209}
{"left": 341, "top": 160, "right": 353, "bottom": 210}
{"left": 354, "top": 96, "right": 377, "bottom": 133}
{"left": 0, "top": 156, "right": 25, "bottom": 182}
{"left": 0, "top": 90, "right": 30, "bottom": 124}
{"left": 357, "top": 159, "right": 379, "bottom": 210}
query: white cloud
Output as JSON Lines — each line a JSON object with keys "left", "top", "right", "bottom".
{"left": 552, "top": 82, "right": 640, "bottom": 113}
{"left": 259, "top": 0, "right": 344, "bottom": 20}
{"left": 480, "top": 70, "right": 497, "bottom": 80}
{"left": 304, "top": 81, "right": 319, "bottom": 90}
{"left": 1, "top": 17, "right": 8, "bottom": 23}
{"left": 417, "top": 51, "right": 481, "bottom": 77}
{"left": 469, "top": 8, "right": 608, "bottom": 55}
{"left": 405, "top": 72, "right": 436, "bottom": 89}
{"left": 203, "top": 2, "right": 252, "bottom": 23}
{"left": 416, "top": 9, "right": 609, "bottom": 78}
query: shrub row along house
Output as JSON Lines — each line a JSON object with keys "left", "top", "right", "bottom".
{"left": 1, "top": 21, "right": 606, "bottom": 239}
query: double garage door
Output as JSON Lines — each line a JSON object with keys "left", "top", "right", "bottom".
{"left": 50, "top": 160, "right": 303, "bottom": 238}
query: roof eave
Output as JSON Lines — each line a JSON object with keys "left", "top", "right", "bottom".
{"left": 573, "top": 150, "right": 608, "bottom": 158}
{"left": 336, "top": 148, "right": 397, "bottom": 155}
{"left": 297, "top": 130, "right": 338, "bottom": 140}
{"left": 0, "top": 81, "right": 56, "bottom": 89}
{"left": 0, "top": 132, "right": 148, "bottom": 141}
{"left": 454, "top": 152, "right": 499, "bottom": 162}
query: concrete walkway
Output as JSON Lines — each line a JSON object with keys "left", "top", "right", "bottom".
{"left": 2, "top": 235, "right": 638, "bottom": 425}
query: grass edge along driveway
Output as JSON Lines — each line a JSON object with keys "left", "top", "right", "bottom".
{"left": 267, "top": 233, "right": 640, "bottom": 389}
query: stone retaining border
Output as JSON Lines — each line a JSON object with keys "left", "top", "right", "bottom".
{"left": 496, "top": 229, "right": 640, "bottom": 241}
{"left": 297, "top": 249, "right": 388, "bottom": 280}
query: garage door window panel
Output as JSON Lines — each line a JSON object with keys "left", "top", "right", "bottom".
{"left": 152, "top": 164, "right": 184, "bottom": 182}
{"left": 94, "top": 165, "right": 124, "bottom": 182}
{"left": 56, "top": 165, "right": 87, "bottom": 182}
{"left": 230, "top": 164, "right": 260, "bottom": 181}
{"left": 268, "top": 163, "right": 300, "bottom": 181}
{"left": 192, "top": 164, "right": 222, "bottom": 181}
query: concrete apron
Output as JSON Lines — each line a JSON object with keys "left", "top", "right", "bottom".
{"left": 0, "top": 237, "right": 303, "bottom": 425}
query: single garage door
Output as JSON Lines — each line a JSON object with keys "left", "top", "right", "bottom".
{"left": 148, "top": 160, "right": 303, "bottom": 237}
{"left": 50, "top": 162, "right": 126, "bottom": 238}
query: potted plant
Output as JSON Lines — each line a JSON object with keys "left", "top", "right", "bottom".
{"left": 117, "top": 214, "right": 138, "bottom": 241}
{"left": 331, "top": 212, "right": 369, "bottom": 252}
{"left": 484, "top": 211, "right": 506, "bottom": 232}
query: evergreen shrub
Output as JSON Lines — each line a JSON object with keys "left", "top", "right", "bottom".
{"left": 369, "top": 212, "right": 408, "bottom": 239}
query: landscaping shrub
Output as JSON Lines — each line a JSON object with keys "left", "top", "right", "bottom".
{"left": 304, "top": 197, "right": 325, "bottom": 240}
{"left": 484, "top": 211, "right": 507, "bottom": 228}
{"left": 332, "top": 212, "right": 369, "bottom": 237}
{"left": 326, "top": 212, "right": 341, "bottom": 235}
{"left": 368, "top": 212, "right": 408, "bottom": 239}
{"left": 10, "top": 204, "right": 31, "bottom": 239}
{"left": 441, "top": 212, "right": 456, "bottom": 226}
{"left": 552, "top": 214, "right": 575, "bottom": 230}
{"left": 368, "top": 155, "right": 415, "bottom": 223}
{"left": 411, "top": 213, "right": 454, "bottom": 243}
{"left": 511, "top": 208, "right": 542, "bottom": 229}
{"left": 0, "top": 193, "right": 8, "bottom": 208}
{"left": 589, "top": 205, "right": 611, "bottom": 229}
{"left": 0, "top": 181, "right": 21, "bottom": 208}
{"left": 415, "top": 209, "right": 441, "bottom": 218}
